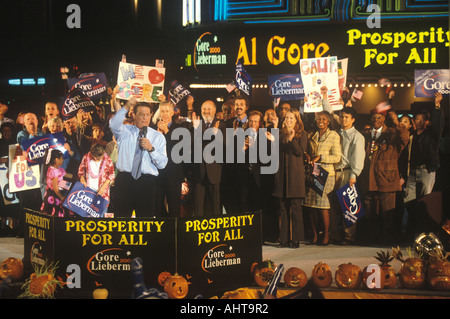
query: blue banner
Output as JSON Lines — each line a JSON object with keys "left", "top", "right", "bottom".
{"left": 61, "top": 88, "right": 97, "bottom": 120}
{"left": 20, "top": 132, "right": 68, "bottom": 166}
{"left": 268, "top": 74, "right": 304, "bottom": 100}
{"left": 414, "top": 69, "right": 450, "bottom": 98}
{"left": 167, "top": 80, "right": 191, "bottom": 105}
{"left": 235, "top": 60, "right": 253, "bottom": 96}
{"left": 67, "top": 73, "right": 109, "bottom": 101}
{"left": 63, "top": 181, "right": 108, "bottom": 218}
{"left": 335, "top": 183, "right": 365, "bottom": 227}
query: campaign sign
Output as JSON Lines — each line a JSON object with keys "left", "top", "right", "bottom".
{"left": 235, "top": 60, "right": 253, "bottom": 96}
{"left": 268, "top": 74, "right": 304, "bottom": 100}
{"left": 167, "top": 80, "right": 191, "bottom": 105}
{"left": 116, "top": 62, "right": 165, "bottom": 103}
{"left": 0, "top": 163, "right": 19, "bottom": 205}
{"left": 61, "top": 88, "right": 96, "bottom": 120}
{"left": 63, "top": 181, "right": 108, "bottom": 218}
{"left": 67, "top": 73, "right": 109, "bottom": 101}
{"left": 8, "top": 144, "right": 40, "bottom": 193}
{"left": 305, "top": 163, "right": 329, "bottom": 196}
{"left": 20, "top": 132, "right": 68, "bottom": 166}
{"left": 23, "top": 209, "right": 176, "bottom": 299}
{"left": 300, "top": 56, "right": 342, "bottom": 113}
{"left": 414, "top": 69, "right": 450, "bottom": 97}
{"left": 176, "top": 213, "right": 262, "bottom": 297}
{"left": 336, "top": 183, "right": 365, "bottom": 227}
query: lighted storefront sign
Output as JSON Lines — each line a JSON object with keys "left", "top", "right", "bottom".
{"left": 185, "top": 21, "right": 449, "bottom": 75}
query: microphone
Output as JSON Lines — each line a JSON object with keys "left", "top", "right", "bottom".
{"left": 139, "top": 126, "right": 147, "bottom": 150}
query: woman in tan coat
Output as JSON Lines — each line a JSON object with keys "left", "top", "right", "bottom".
{"left": 304, "top": 111, "right": 341, "bottom": 245}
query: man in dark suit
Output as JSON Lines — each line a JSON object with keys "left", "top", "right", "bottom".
{"left": 223, "top": 95, "right": 249, "bottom": 214}
{"left": 190, "top": 100, "right": 226, "bottom": 216}
{"left": 154, "top": 101, "right": 186, "bottom": 217}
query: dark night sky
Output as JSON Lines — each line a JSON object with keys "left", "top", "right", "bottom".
{"left": 0, "top": 0, "right": 185, "bottom": 112}
{"left": 0, "top": 0, "right": 184, "bottom": 79}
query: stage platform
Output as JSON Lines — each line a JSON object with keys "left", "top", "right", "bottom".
{"left": 1, "top": 236, "right": 449, "bottom": 299}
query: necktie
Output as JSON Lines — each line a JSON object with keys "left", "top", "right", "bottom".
{"left": 131, "top": 135, "right": 143, "bottom": 180}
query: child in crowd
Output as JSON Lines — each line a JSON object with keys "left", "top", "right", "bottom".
{"left": 41, "top": 149, "right": 74, "bottom": 217}
{"left": 88, "top": 123, "right": 108, "bottom": 147}
{"left": 78, "top": 144, "right": 115, "bottom": 214}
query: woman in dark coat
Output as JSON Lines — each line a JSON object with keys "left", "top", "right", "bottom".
{"left": 272, "top": 109, "right": 307, "bottom": 248}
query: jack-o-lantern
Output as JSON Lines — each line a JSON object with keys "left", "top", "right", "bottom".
{"left": 399, "top": 258, "right": 426, "bottom": 289}
{"left": 164, "top": 274, "right": 189, "bottom": 299}
{"left": 393, "top": 247, "right": 426, "bottom": 289}
{"left": 335, "top": 263, "right": 362, "bottom": 289}
{"left": 427, "top": 257, "right": 450, "bottom": 291}
{"left": 374, "top": 250, "right": 397, "bottom": 289}
{"left": 284, "top": 267, "right": 308, "bottom": 289}
{"left": 0, "top": 257, "right": 24, "bottom": 281}
{"left": 362, "top": 265, "right": 385, "bottom": 290}
{"left": 311, "top": 262, "right": 332, "bottom": 288}
{"left": 251, "top": 260, "right": 276, "bottom": 287}
{"left": 158, "top": 271, "right": 172, "bottom": 287}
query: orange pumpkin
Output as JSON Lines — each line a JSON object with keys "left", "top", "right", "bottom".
{"left": 374, "top": 250, "right": 397, "bottom": 289}
{"left": 284, "top": 267, "right": 308, "bottom": 289}
{"left": 427, "top": 258, "right": 450, "bottom": 291}
{"left": 158, "top": 271, "right": 172, "bottom": 287}
{"left": 311, "top": 262, "right": 332, "bottom": 288}
{"left": 335, "top": 263, "right": 362, "bottom": 289}
{"left": 361, "top": 265, "right": 385, "bottom": 290}
{"left": 399, "top": 258, "right": 426, "bottom": 289}
{"left": 251, "top": 260, "right": 276, "bottom": 287}
{"left": 29, "top": 273, "right": 57, "bottom": 297}
{"left": 0, "top": 257, "right": 24, "bottom": 281}
{"left": 164, "top": 274, "right": 189, "bottom": 299}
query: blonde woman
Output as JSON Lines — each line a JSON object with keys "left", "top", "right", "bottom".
{"left": 272, "top": 109, "right": 307, "bottom": 248}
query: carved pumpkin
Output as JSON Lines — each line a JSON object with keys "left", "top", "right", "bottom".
{"left": 164, "top": 274, "right": 189, "bottom": 299}
{"left": 251, "top": 260, "right": 276, "bottom": 287}
{"left": 335, "top": 263, "right": 362, "bottom": 289}
{"left": 158, "top": 271, "right": 172, "bottom": 287}
{"left": 311, "top": 262, "right": 332, "bottom": 288}
{"left": 374, "top": 250, "right": 397, "bottom": 289}
{"left": 393, "top": 246, "right": 427, "bottom": 289}
{"left": 398, "top": 258, "right": 426, "bottom": 289}
{"left": 427, "top": 257, "right": 450, "bottom": 291}
{"left": 362, "top": 265, "right": 385, "bottom": 290}
{"left": 0, "top": 257, "right": 24, "bottom": 281}
{"left": 284, "top": 267, "right": 308, "bottom": 289}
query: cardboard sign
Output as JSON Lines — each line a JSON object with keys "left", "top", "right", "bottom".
{"left": 20, "top": 132, "right": 68, "bottom": 166}
{"left": 305, "top": 163, "right": 329, "bottom": 196}
{"left": 116, "top": 62, "right": 165, "bottom": 103}
{"left": 235, "top": 60, "right": 253, "bottom": 96}
{"left": 337, "top": 58, "right": 348, "bottom": 94}
{"left": 61, "top": 88, "right": 96, "bottom": 120}
{"left": 414, "top": 69, "right": 450, "bottom": 97}
{"left": 63, "top": 181, "right": 108, "bottom": 218}
{"left": 177, "top": 213, "right": 262, "bottom": 294}
{"left": 300, "top": 56, "right": 342, "bottom": 113}
{"left": 336, "top": 183, "right": 365, "bottom": 227}
{"left": 267, "top": 74, "right": 304, "bottom": 100}
{"left": 67, "top": 73, "right": 109, "bottom": 101}
{"left": 8, "top": 144, "right": 40, "bottom": 193}
{"left": 167, "top": 80, "right": 191, "bottom": 105}
{"left": 0, "top": 163, "right": 19, "bottom": 205}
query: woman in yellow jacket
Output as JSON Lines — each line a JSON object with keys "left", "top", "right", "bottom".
{"left": 304, "top": 111, "right": 341, "bottom": 245}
